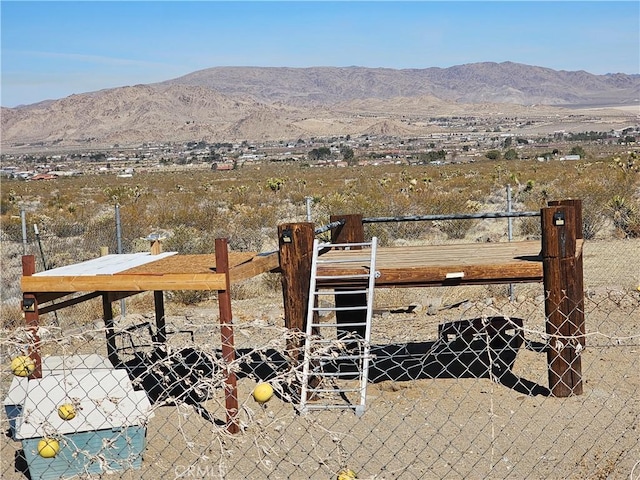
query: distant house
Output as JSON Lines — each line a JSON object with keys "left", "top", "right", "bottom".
{"left": 215, "top": 163, "right": 234, "bottom": 171}
{"left": 31, "top": 173, "right": 56, "bottom": 181}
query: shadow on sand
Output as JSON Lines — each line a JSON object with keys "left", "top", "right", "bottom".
{"left": 236, "top": 316, "right": 550, "bottom": 400}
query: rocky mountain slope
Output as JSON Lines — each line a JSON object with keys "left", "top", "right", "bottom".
{"left": 162, "top": 62, "right": 640, "bottom": 106}
{"left": 2, "top": 62, "right": 639, "bottom": 150}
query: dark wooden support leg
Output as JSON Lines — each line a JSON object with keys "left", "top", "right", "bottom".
{"left": 215, "top": 238, "right": 240, "bottom": 434}
{"left": 22, "top": 255, "right": 42, "bottom": 379}
{"left": 154, "top": 291, "right": 167, "bottom": 344}
{"left": 102, "top": 292, "right": 120, "bottom": 367}
{"left": 331, "top": 214, "right": 367, "bottom": 340}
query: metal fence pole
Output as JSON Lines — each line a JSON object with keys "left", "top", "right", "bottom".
{"left": 115, "top": 204, "right": 126, "bottom": 318}
{"left": 21, "top": 207, "right": 27, "bottom": 255}
{"left": 305, "top": 196, "right": 313, "bottom": 222}
{"left": 507, "top": 185, "right": 515, "bottom": 302}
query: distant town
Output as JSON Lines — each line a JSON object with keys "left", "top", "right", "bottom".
{"left": 2, "top": 126, "right": 638, "bottom": 181}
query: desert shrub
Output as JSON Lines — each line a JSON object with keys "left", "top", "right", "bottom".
{"left": 0, "top": 216, "right": 24, "bottom": 242}
{"left": 168, "top": 289, "right": 215, "bottom": 305}
{"left": 163, "top": 225, "right": 215, "bottom": 254}
{"left": 231, "top": 272, "right": 282, "bottom": 300}
{"left": 49, "top": 220, "right": 86, "bottom": 238}
{"left": 609, "top": 195, "right": 640, "bottom": 238}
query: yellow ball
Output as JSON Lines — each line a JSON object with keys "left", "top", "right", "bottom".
{"left": 337, "top": 469, "right": 357, "bottom": 480}
{"left": 252, "top": 383, "right": 274, "bottom": 403}
{"left": 37, "top": 438, "right": 60, "bottom": 458}
{"left": 58, "top": 403, "right": 76, "bottom": 421}
{"left": 11, "top": 355, "right": 35, "bottom": 377}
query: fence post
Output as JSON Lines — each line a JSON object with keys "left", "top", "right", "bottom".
{"left": 541, "top": 200, "right": 584, "bottom": 396}
{"left": 548, "top": 199, "right": 585, "bottom": 348}
{"left": 278, "top": 222, "right": 315, "bottom": 357}
{"left": 215, "top": 237, "right": 240, "bottom": 434}
{"left": 21, "top": 255, "right": 42, "bottom": 379}
{"left": 305, "top": 196, "right": 313, "bottom": 222}
{"left": 115, "top": 204, "right": 126, "bottom": 318}
{"left": 330, "top": 214, "right": 367, "bottom": 340}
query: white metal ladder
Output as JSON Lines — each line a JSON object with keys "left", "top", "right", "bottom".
{"left": 299, "top": 237, "right": 378, "bottom": 416}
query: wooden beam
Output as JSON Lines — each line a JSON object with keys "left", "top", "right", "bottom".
{"left": 229, "top": 250, "right": 280, "bottom": 282}
{"left": 22, "top": 273, "right": 227, "bottom": 292}
{"left": 315, "top": 263, "right": 543, "bottom": 287}
{"left": 542, "top": 202, "right": 583, "bottom": 397}
{"left": 38, "top": 291, "right": 103, "bottom": 315}
{"left": 215, "top": 238, "right": 239, "bottom": 434}
{"left": 278, "top": 222, "right": 315, "bottom": 355}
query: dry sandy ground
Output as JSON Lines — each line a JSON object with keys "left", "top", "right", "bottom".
{"left": 1, "top": 239, "right": 639, "bottom": 479}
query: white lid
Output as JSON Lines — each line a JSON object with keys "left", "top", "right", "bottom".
{"left": 3, "top": 355, "right": 114, "bottom": 406}
{"left": 15, "top": 369, "right": 153, "bottom": 439}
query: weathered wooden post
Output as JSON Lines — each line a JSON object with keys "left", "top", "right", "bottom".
{"left": 278, "top": 222, "right": 315, "bottom": 357}
{"left": 330, "top": 214, "right": 367, "bottom": 340}
{"left": 541, "top": 200, "right": 584, "bottom": 396}
{"left": 548, "top": 199, "right": 585, "bottom": 347}
{"left": 215, "top": 237, "right": 240, "bottom": 434}
{"left": 21, "top": 255, "right": 42, "bottom": 379}
{"left": 101, "top": 293, "right": 120, "bottom": 368}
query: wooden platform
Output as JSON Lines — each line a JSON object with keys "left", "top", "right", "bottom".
{"left": 315, "top": 240, "right": 579, "bottom": 288}
{"left": 21, "top": 250, "right": 280, "bottom": 296}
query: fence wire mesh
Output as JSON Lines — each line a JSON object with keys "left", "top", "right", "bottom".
{"left": 1, "top": 205, "right": 639, "bottom": 480}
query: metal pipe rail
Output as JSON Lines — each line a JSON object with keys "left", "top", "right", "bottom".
{"left": 314, "top": 219, "right": 345, "bottom": 235}
{"left": 362, "top": 211, "right": 540, "bottom": 224}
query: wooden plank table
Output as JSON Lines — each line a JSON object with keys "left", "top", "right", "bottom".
{"left": 314, "top": 240, "right": 562, "bottom": 288}
{"left": 21, "top": 250, "right": 280, "bottom": 295}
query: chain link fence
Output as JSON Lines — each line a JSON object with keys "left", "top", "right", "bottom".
{"left": 1, "top": 197, "right": 639, "bottom": 480}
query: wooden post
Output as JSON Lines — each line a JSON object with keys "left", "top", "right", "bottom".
{"left": 153, "top": 291, "right": 167, "bottom": 344}
{"left": 21, "top": 255, "right": 42, "bottom": 379}
{"left": 548, "top": 199, "right": 585, "bottom": 347}
{"left": 278, "top": 222, "right": 315, "bottom": 357}
{"left": 150, "top": 240, "right": 162, "bottom": 255}
{"left": 215, "top": 238, "right": 240, "bottom": 434}
{"left": 102, "top": 293, "right": 120, "bottom": 368}
{"left": 541, "top": 202, "right": 584, "bottom": 396}
{"left": 330, "top": 214, "right": 367, "bottom": 340}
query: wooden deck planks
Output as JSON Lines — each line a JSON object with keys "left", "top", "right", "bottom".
{"left": 21, "top": 251, "right": 279, "bottom": 294}
{"left": 317, "top": 240, "right": 549, "bottom": 287}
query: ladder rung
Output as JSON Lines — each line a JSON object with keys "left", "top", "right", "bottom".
{"left": 312, "top": 306, "right": 368, "bottom": 312}
{"left": 303, "top": 405, "right": 360, "bottom": 411}
{"left": 309, "top": 322, "right": 367, "bottom": 328}
{"left": 316, "top": 274, "right": 370, "bottom": 280}
{"left": 318, "top": 242, "right": 373, "bottom": 249}
{"left": 311, "top": 355, "right": 370, "bottom": 362}
{"left": 309, "top": 384, "right": 360, "bottom": 394}
{"left": 316, "top": 257, "right": 372, "bottom": 264}
{"left": 309, "top": 372, "right": 358, "bottom": 378}
{"left": 314, "top": 289, "right": 370, "bottom": 295}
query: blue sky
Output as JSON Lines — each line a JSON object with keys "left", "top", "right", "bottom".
{"left": 1, "top": 1, "right": 639, "bottom": 107}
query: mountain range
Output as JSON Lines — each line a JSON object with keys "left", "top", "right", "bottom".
{"left": 2, "top": 62, "right": 639, "bottom": 150}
